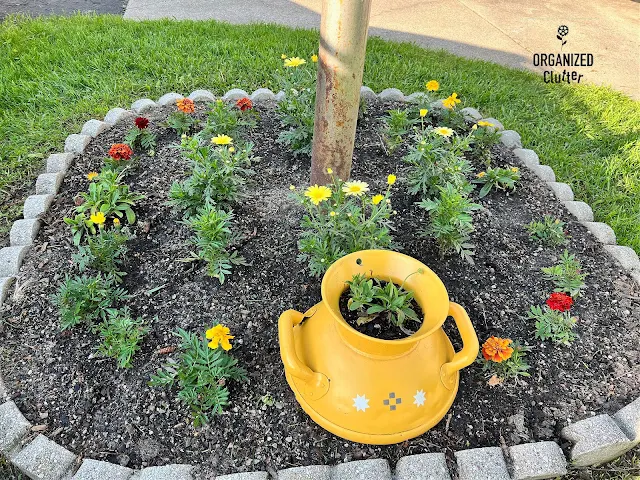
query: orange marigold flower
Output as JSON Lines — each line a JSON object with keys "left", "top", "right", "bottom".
{"left": 108, "top": 143, "right": 133, "bottom": 161}
{"left": 177, "top": 97, "right": 195, "bottom": 114}
{"left": 236, "top": 97, "right": 253, "bottom": 111}
{"left": 482, "top": 336, "right": 514, "bottom": 363}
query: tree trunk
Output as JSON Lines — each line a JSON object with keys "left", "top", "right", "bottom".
{"left": 310, "top": 0, "right": 373, "bottom": 185}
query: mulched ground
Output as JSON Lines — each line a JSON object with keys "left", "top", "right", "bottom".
{"left": 0, "top": 101, "right": 638, "bottom": 477}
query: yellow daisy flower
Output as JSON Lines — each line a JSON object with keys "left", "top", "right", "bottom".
{"left": 419, "top": 109, "right": 428, "bottom": 118}
{"left": 211, "top": 134, "right": 233, "bottom": 145}
{"left": 90, "top": 211, "right": 106, "bottom": 225}
{"left": 387, "top": 174, "right": 397, "bottom": 185}
{"left": 87, "top": 172, "right": 98, "bottom": 181}
{"left": 511, "top": 167, "right": 519, "bottom": 173}
{"left": 372, "top": 194, "right": 384, "bottom": 205}
{"left": 435, "top": 127, "right": 454, "bottom": 137}
{"left": 304, "top": 185, "right": 332, "bottom": 205}
{"left": 342, "top": 180, "right": 370, "bottom": 197}
{"left": 442, "top": 92, "right": 461, "bottom": 109}
{"left": 311, "top": 54, "right": 318, "bottom": 63}
{"left": 206, "top": 324, "right": 234, "bottom": 351}
{"left": 426, "top": 80, "right": 440, "bottom": 92}
{"left": 284, "top": 57, "right": 306, "bottom": 68}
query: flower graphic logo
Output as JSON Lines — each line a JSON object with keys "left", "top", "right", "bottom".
{"left": 557, "top": 25, "right": 569, "bottom": 46}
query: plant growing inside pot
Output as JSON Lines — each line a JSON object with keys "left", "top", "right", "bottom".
{"left": 343, "top": 270, "right": 424, "bottom": 338}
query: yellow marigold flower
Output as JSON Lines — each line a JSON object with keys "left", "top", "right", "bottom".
{"left": 442, "top": 92, "right": 461, "bottom": 110}
{"left": 289, "top": 185, "right": 296, "bottom": 190}
{"left": 477, "top": 171, "right": 486, "bottom": 178}
{"left": 387, "top": 174, "right": 397, "bottom": 185}
{"left": 327, "top": 167, "right": 333, "bottom": 174}
{"left": 372, "top": 194, "right": 384, "bottom": 205}
{"left": 342, "top": 180, "right": 370, "bottom": 197}
{"left": 281, "top": 54, "right": 287, "bottom": 59}
{"left": 229, "top": 147, "right": 235, "bottom": 153}
{"left": 90, "top": 211, "right": 106, "bottom": 225}
{"left": 284, "top": 57, "right": 306, "bottom": 68}
{"left": 477, "top": 120, "right": 494, "bottom": 127}
{"left": 211, "top": 134, "right": 233, "bottom": 145}
{"left": 305, "top": 185, "right": 332, "bottom": 205}
{"left": 419, "top": 108, "right": 428, "bottom": 118}
{"left": 206, "top": 324, "right": 234, "bottom": 351}
{"left": 87, "top": 172, "right": 98, "bottom": 181}
{"left": 329, "top": 211, "right": 336, "bottom": 217}
{"left": 113, "top": 218, "right": 120, "bottom": 226}
{"left": 511, "top": 167, "right": 519, "bottom": 173}
{"left": 435, "top": 127, "right": 454, "bottom": 137}
{"left": 426, "top": 80, "right": 440, "bottom": 92}
{"left": 311, "top": 54, "right": 318, "bottom": 63}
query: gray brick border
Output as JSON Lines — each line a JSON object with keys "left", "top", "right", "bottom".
{"left": 0, "top": 87, "right": 638, "bottom": 480}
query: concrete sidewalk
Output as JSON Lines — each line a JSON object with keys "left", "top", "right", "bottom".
{"left": 124, "top": 0, "right": 640, "bottom": 99}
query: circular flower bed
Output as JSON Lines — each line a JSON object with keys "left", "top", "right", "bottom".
{"left": 0, "top": 69, "right": 638, "bottom": 475}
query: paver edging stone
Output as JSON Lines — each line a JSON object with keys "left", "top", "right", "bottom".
{"left": 0, "top": 86, "right": 638, "bottom": 479}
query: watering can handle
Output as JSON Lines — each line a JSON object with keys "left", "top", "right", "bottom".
{"left": 440, "top": 302, "right": 479, "bottom": 390}
{"left": 278, "top": 309, "right": 330, "bottom": 400}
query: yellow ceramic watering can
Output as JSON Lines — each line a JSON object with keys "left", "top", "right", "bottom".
{"left": 278, "top": 250, "right": 479, "bottom": 444}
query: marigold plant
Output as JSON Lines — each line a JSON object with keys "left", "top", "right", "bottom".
{"left": 177, "top": 97, "right": 195, "bottom": 113}
{"left": 235, "top": 97, "right": 253, "bottom": 111}
{"left": 295, "top": 173, "right": 396, "bottom": 276}
{"left": 526, "top": 215, "right": 568, "bottom": 246}
{"left": 150, "top": 327, "right": 247, "bottom": 426}
{"left": 167, "top": 98, "right": 197, "bottom": 136}
{"left": 472, "top": 166, "right": 520, "bottom": 198}
{"left": 125, "top": 117, "right": 156, "bottom": 154}
{"left": 108, "top": 143, "right": 133, "bottom": 161}
{"left": 477, "top": 337, "right": 530, "bottom": 381}
{"left": 546, "top": 292, "right": 573, "bottom": 312}
{"left": 541, "top": 250, "right": 588, "bottom": 297}
{"left": 528, "top": 305, "right": 577, "bottom": 345}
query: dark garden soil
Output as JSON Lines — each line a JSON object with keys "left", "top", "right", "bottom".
{"left": 1, "top": 101, "right": 639, "bottom": 477}
{"left": 338, "top": 285, "right": 423, "bottom": 340}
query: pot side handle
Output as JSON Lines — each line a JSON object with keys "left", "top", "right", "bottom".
{"left": 278, "top": 309, "right": 330, "bottom": 400}
{"left": 440, "top": 302, "right": 479, "bottom": 391}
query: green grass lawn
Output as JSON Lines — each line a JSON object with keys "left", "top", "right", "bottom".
{"left": 0, "top": 14, "right": 638, "bottom": 252}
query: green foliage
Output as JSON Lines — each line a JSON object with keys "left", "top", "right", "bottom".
{"left": 97, "top": 307, "right": 149, "bottom": 368}
{"left": 380, "top": 109, "right": 416, "bottom": 154}
{"left": 51, "top": 274, "right": 128, "bottom": 331}
{"left": 435, "top": 106, "right": 468, "bottom": 132}
{"left": 541, "top": 250, "right": 588, "bottom": 297}
{"left": 166, "top": 111, "right": 197, "bottom": 136}
{"left": 417, "top": 182, "right": 482, "bottom": 263}
{"left": 345, "top": 271, "right": 422, "bottom": 334}
{"left": 125, "top": 128, "right": 156, "bottom": 154}
{"left": 526, "top": 215, "right": 568, "bottom": 246}
{"left": 65, "top": 169, "right": 144, "bottom": 244}
{"left": 469, "top": 123, "right": 501, "bottom": 166}
{"left": 197, "top": 99, "right": 255, "bottom": 143}
{"left": 477, "top": 341, "right": 531, "bottom": 380}
{"left": 472, "top": 166, "right": 520, "bottom": 198}
{"left": 149, "top": 327, "right": 247, "bottom": 426}
{"left": 404, "top": 129, "right": 473, "bottom": 198}
{"left": 183, "top": 203, "right": 246, "bottom": 283}
{"left": 72, "top": 228, "right": 131, "bottom": 282}
{"left": 168, "top": 136, "right": 253, "bottom": 218}
{"left": 528, "top": 305, "right": 577, "bottom": 345}
{"left": 296, "top": 176, "right": 395, "bottom": 277}
{"left": 275, "top": 62, "right": 316, "bottom": 157}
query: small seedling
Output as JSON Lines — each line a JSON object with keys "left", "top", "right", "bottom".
{"left": 526, "top": 215, "right": 568, "bottom": 246}
{"left": 528, "top": 305, "right": 577, "bottom": 345}
{"left": 541, "top": 250, "right": 587, "bottom": 297}
{"left": 473, "top": 166, "right": 520, "bottom": 198}
{"left": 97, "top": 307, "right": 149, "bottom": 368}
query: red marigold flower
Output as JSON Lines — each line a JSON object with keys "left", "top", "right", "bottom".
{"left": 236, "top": 97, "right": 253, "bottom": 111}
{"left": 108, "top": 143, "right": 133, "bottom": 161}
{"left": 546, "top": 292, "right": 573, "bottom": 312}
{"left": 176, "top": 98, "right": 195, "bottom": 114}
{"left": 134, "top": 117, "right": 149, "bottom": 129}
